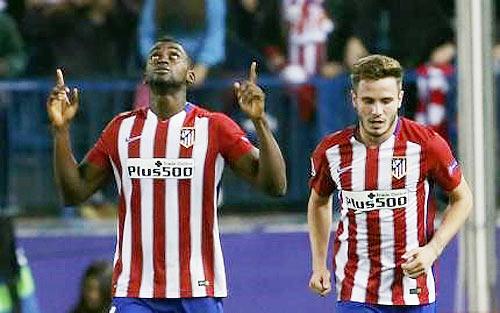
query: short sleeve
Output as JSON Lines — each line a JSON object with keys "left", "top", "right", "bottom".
{"left": 215, "top": 113, "right": 254, "bottom": 163}
{"left": 426, "top": 133, "right": 462, "bottom": 192}
{"left": 309, "top": 141, "right": 335, "bottom": 196}
{"left": 85, "top": 117, "right": 120, "bottom": 169}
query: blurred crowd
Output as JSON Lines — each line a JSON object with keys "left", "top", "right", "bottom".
{"left": 0, "top": 0, "right": 462, "bottom": 81}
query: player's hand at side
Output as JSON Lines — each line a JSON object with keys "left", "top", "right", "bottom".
{"left": 47, "top": 68, "right": 79, "bottom": 129}
{"left": 309, "top": 267, "right": 332, "bottom": 296}
{"left": 234, "top": 62, "right": 265, "bottom": 121}
{"left": 401, "top": 244, "right": 439, "bottom": 279}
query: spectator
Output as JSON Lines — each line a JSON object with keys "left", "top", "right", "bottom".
{"left": 326, "top": 0, "right": 455, "bottom": 68}
{"left": 415, "top": 41, "right": 456, "bottom": 146}
{"left": 0, "top": 0, "right": 26, "bottom": 78}
{"left": 226, "top": 0, "right": 286, "bottom": 74}
{"left": 138, "top": 0, "right": 226, "bottom": 85}
{"left": 70, "top": 260, "right": 113, "bottom": 313}
{"left": 0, "top": 216, "right": 41, "bottom": 313}
{"left": 22, "top": 0, "right": 137, "bottom": 78}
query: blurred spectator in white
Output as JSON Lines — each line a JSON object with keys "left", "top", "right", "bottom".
{"left": 280, "top": 0, "right": 333, "bottom": 83}
{"left": 279, "top": 0, "right": 334, "bottom": 122}
{"left": 415, "top": 41, "right": 456, "bottom": 145}
{"left": 138, "top": 0, "right": 226, "bottom": 86}
{"left": 0, "top": 0, "right": 26, "bottom": 77}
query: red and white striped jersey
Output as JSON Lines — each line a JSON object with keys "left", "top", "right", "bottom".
{"left": 310, "top": 118, "right": 462, "bottom": 305}
{"left": 86, "top": 103, "right": 253, "bottom": 299}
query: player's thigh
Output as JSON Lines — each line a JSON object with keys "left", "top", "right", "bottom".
{"left": 336, "top": 301, "right": 381, "bottom": 313}
{"left": 180, "top": 297, "right": 223, "bottom": 313}
{"left": 111, "top": 297, "right": 154, "bottom": 313}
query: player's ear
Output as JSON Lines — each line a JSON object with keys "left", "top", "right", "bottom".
{"left": 350, "top": 89, "right": 357, "bottom": 109}
{"left": 398, "top": 89, "right": 404, "bottom": 109}
{"left": 187, "top": 69, "right": 195, "bottom": 85}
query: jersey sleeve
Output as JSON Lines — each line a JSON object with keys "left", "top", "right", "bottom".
{"left": 215, "top": 113, "right": 254, "bottom": 163}
{"left": 426, "top": 133, "right": 462, "bottom": 192}
{"left": 309, "top": 141, "right": 335, "bottom": 196}
{"left": 85, "top": 117, "right": 120, "bottom": 169}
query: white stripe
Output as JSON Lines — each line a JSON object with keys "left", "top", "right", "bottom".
{"left": 110, "top": 158, "right": 121, "bottom": 270}
{"left": 377, "top": 136, "right": 396, "bottom": 304}
{"left": 349, "top": 139, "right": 368, "bottom": 302}
{"left": 110, "top": 158, "right": 121, "bottom": 196}
{"left": 325, "top": 145, "right": 341, "bottom": 188}
{"left": 138, "top": 111, "right": 158, "bottom": 297}
{"left": 165, "top": 110, "right": 187, "bottom": 298}
{"left": 213, "top": 154, "right": 227, "bottom": 296}
{"left": 289, "top": 44, "right": 299, "bottom": 65}
{"left": 402, "top": 141, "right": 421, "bottom": 304}
{"left": 304, "top": 43, "right": 317, "bottom": 75}
{"left": 190, "top": 117, "right": 209, "bottom": 297}
{"left": 115, "top": 115, "right": 136, "bottom": 296}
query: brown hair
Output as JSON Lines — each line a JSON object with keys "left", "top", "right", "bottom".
{"left": 350, "top": 55, "right": 403, "bottom": 91}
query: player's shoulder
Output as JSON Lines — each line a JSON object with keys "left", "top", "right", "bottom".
{"left": 315, "top": 126, "right": 355, "bottom": 153}
{"left": 190, "top": 104, "right": 235, "bottom": 123}
{"left": 398, "top": 117, "right": 438, "bottom": 144}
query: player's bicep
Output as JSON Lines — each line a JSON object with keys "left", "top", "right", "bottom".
{"left": 447, "top": 176, "right": 473, "bottom": 205}
{"left": 228, "top": 147, "right": 260, "bottom": 184}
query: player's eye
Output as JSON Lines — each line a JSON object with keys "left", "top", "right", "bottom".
{"left": 150, "top": 54, "right": 160, "bottom": 63}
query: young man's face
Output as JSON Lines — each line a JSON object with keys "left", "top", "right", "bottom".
{"left": 145, "top": 41, "right": 194, "bottom": 88}
{"left": 351, "top": 77, "right": 403, "bottom": 141}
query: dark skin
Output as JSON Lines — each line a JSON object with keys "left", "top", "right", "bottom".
{"left": 47, "top": 41, "right": 286, "bottom": 205}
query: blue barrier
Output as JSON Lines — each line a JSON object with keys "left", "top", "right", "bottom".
{"left": 0, "top": 71, "right": 464, "bottom": 215}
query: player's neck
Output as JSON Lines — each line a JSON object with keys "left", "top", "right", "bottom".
{"left": 149, "top": 89, "right": 187, "bottom": 120}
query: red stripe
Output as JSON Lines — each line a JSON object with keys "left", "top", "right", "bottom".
{"left": 112, "top": 194, "right": 126, "bottom": 295}
{"left": 179, "top": 114, "right": 195, "bottom": 297}
{"left": 153, "top": 120, "right": 168, "bottom": 297}
{"left": 127, "top": 116, "right": 146, "bottom": 296}
{"left": 416, "top": 149, "right": 429, "bottom": 303}
{"left": 108, "top": 118, "right": 125, "bottom": 296}
{"left": 299, "top": 46, "right": 305, "bottom": 68}
{"left": 201, "top": 118, "right": 218, "bottom": 296}
{"left": 365, "top": 147, "right": 381, "bottom": 303}
{"left": 339, "top": 141, "right": 357, "bottom": 300}
{"left": 391, "top": 140, "right": 407, "bottom": 305}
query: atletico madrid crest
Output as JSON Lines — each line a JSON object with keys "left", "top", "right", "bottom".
{"left": 391, "top": 157, "right": 407, "bottom": 179}
{"left": 180, "top": 127, "right": 195, "bottom": 148}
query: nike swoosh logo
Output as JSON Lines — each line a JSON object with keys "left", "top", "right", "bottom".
{"left": 336, "top": 166, "right": 352, "bottom": 175}
{"left": 125, "top": 135, "right": 142, "bottom": 143}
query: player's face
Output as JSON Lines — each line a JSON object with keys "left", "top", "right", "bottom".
{"left": 352, "top": 77, "right": 403, "bottom": 143}
{"left": 145, "top": 42, "right": 194, "bottom": 88}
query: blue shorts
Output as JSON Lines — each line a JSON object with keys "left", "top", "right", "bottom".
{"left": 111, "top": 297, "right": 223, "bottom": 313}
{"left": 336, "top": 301, "right": 436, "bottom": 313}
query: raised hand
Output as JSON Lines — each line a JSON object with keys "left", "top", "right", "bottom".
{"left": 234, "top": 62, "right": 265, "bottom": 120}
{"left": 47, "top": 69, "right": 79, "bottom": 129}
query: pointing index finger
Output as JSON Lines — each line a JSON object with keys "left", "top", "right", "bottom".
{"left": 249, "top": 61, "right": 257, "bottom": 83}
{"left": 56, "top": 68, "right": 65, "bottom": 87}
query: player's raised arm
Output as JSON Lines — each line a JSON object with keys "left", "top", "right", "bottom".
{"left": 48, "top": 69, "right": 110, "bottom": 205}
{"left": 232, "top": 62, "right": 287, "bottom": 196}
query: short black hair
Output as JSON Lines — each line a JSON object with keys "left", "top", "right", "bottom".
{"left": 148, "top": 36, "right": 193, "bottom": 67}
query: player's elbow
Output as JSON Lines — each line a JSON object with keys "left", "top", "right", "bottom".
{"left": 263, "top": 180, "right": 287, "bottom": 197}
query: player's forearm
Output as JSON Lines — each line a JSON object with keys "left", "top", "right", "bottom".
{"left": 308, "top": 201, "right": 332, "bottom": 271}
{"left": 53, "top": 127, "right": 88, "bottom": 205}
{"left": 429, "top": 184, "right": 473, "bottom": 257}
{"left": 252, "top": 117, "right": 287, "bottom": 196}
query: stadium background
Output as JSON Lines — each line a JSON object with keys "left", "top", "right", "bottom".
{"left": 0, "top": 0, "right": 498, "bottom": 312}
